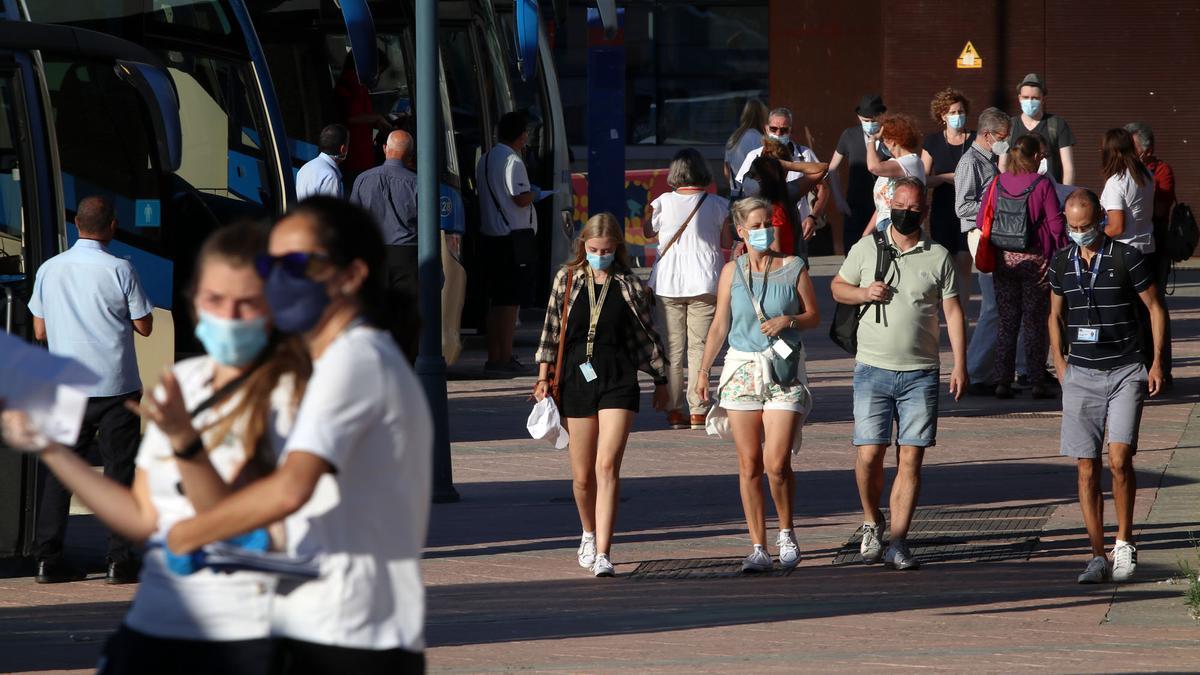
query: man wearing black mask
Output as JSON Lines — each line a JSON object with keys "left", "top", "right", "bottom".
{"left": 832, "top": 177, "right": 967, "bottom": 571}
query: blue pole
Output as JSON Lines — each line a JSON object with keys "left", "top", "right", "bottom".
{"left": 416, "top": 0, "right": 458, "bottom": 503}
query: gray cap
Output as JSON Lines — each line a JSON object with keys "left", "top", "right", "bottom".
{"left": 1017, "top": 73, "right": 1046, "bottom": 94}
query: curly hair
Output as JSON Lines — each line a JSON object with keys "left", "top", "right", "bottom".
{"left": 929, "top": 87, "right": 970, "bottom": 126}
{"left": 878, "top": 113, "right": 921, "bottom": 153}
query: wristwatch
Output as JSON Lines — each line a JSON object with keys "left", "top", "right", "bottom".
{"left": 173, "top": 435, "right": 205, "bottom": 461}
{"left": 788, "top": 318, "right": 798, "bottom": 329}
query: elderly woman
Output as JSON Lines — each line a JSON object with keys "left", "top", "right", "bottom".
{"left": 647, "top": 148, "right": 731, "bottom": 430}
{"left": 863, "top": 113, "right": 927, "bottom": 236}
{"left": 922, "top": 88, "right": 975, "bottom": 302}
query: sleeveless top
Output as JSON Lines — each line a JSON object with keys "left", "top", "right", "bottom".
{"left": 729, "top": 255, "right": 805, "bottom": 353}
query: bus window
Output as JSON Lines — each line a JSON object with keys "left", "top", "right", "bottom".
{"left": 0, "top": 75, "right": 23, "bottom": 266}
{"left": 439, "top": 26, "right": 490, "bottom": 194}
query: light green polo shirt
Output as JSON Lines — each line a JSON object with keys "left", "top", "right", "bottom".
{"left": 837, "top": 226, "right": 958, "bottom": 371}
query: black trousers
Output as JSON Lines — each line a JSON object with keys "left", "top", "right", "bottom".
{"left": 386, "top": 245, "right": 421, "bottom": 363}
{"left": 34, "top": 391, "right": 141, "bottom": 563}
{"left": 276, "top": 638, "right": 425, "bottom": 675}
{"left": 99, "top": 625, "right": 275, "bottom": 675}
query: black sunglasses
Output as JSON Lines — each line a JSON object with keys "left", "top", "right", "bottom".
{"left": 254, "top": 252, "right": 330, "bottom": 280}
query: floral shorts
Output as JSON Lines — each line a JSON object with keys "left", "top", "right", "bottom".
{"left": 719, "top": 360, "right": 810, "bottom": 413}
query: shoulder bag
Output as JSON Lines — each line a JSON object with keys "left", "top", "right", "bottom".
{"left": 829, "top": 231, "right": 892, "bottom": 354}
{"left": 655, "top": 193, "right": 708, "bottom": 262}
{"left": 549, "top": 269, "right": 575, "bottom": 405}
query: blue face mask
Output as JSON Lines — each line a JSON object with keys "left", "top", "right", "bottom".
{"left": 264, "top": 264, "right": 331, "bottom": 334}
{"left": 746, "top": 227, "right": 775, "bottom": 252}
{"left": 1068, "top": 228, "right": 1100, "bottom": 248}
{"left": 1020, "top": 98, "right": 1042, "bottom": 117}
{"left": 947, "top": 113, "right": 966, "bottom": 130}
{"left": 194, "top": 311, "right": 269, "bottom": 367}
{"left": 586, "top": 252, "right": 614, "bottom": 271}
{"left": 861, "top": 121, "right": 880, "bottom": 135}
{"left": 766, "top": 132, "right": 791, "bottom": 146}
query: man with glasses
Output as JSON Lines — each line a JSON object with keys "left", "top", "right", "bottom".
{"left": 954, "top": 107, "right": 1014, "bottom": 395}
{"left": 734, "top": 107, "right": 829, "bottom": 249}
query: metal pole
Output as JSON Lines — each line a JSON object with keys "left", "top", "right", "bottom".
{"left": 416, "top": 0, "right": 458, "bottom": 503}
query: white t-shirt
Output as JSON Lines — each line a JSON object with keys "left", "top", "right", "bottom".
{"left": 475, "top": 143, "right": 532, "bottom": 237}
{"left": 725, "top": 129, "right": 763, "bottom": 191}
{"left": 272, "top": 324, "right": 432, "bottom": 651}
{"left": 648, "top": 191, "right": 729, "bottom": 298}
{"left": 125, "top": 356, "right": 297, "bottom": 641}
{"left": 735, "top": 142, "right": 820, "bottom": 221}
{"left": 1101, "top": 169, "right": 1156, "bottom": 253}
{"left": 871, "top": 153, "right": 927, "bottom": 223}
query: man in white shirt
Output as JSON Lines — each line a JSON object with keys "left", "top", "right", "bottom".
{"left": 296, "top": 124, "right": 349, "bottom": 200}
{"left": 734, "top": 107, "right": 830, "bottom": 244}
{"left": 475, "top": 111, "right": 537, "bottom": 376}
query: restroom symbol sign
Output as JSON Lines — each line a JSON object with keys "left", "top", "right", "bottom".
{"left": 135, "top": 199, "right": 161, "bottom": 228}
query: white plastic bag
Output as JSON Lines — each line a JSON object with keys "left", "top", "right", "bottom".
{"left": 526, "top": 397, "right": 569, "bottom": 449}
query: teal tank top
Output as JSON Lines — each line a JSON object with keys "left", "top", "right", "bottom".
{"left": 729, "top": 256, "right": 805, "bottom": 353}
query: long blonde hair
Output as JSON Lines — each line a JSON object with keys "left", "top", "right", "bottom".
{"left": 564, "top": 212, "right": 631, "bottom": 272}
{"left": 726, "top": 98, "right": 769, "bottom": 150}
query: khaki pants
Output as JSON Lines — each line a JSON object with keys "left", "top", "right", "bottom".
{"left": 658, "top": 293, "right": 717, "bottom": 415}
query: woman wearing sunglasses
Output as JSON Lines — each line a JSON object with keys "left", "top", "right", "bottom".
{"left": 1, "top": 222, "right": 309, "bottom": 674}
{"left": 163, "top": 197, "right": 432, "bottom": 674}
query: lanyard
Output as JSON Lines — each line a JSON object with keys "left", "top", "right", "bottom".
{"left": 739, "top": 255, "right": 773, "bottom": 323}
{"left": 1072, "top": 245, "right": 1104, "bottom": 325}
{"left": 585, "top": 267, "right": 613, "bottom": 363}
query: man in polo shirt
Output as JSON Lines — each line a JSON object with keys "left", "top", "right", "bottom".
{"left": 832, "top": 177, "right": 967, "bottom": 571}
{"left": 1048, "top": 189, "right": 1166, "bottom": 584}
{"left": 28, "top": 195, "right": 153, "bottom": 584}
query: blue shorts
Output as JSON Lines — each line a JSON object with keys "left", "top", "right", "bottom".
{"left": 852, "top": 363, "right": 939, "bottom": 447}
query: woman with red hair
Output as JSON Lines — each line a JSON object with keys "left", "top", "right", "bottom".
{"left": 862, "top": 113, "right": 927, "bottom": 237}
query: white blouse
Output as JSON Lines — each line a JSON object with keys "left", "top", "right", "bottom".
{"left": 648, "top": 190, "right": 729, "bottom": 298}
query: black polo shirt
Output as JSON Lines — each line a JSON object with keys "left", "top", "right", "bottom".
{"left": 1049, "top": 238, "right": 1153, "bottom": 369}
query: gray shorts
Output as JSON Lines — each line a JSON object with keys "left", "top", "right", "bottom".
{"left": 1060, "top": 362, "right": 1148, "bottom": 459}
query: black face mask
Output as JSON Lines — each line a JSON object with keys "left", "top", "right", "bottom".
{"left": 890, "top": 208, "right": 922, "bottom": 235}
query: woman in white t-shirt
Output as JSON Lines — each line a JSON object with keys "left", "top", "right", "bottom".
{"left": 863, "top": 113, "right": 928, "bottom": 236}
{"left": 164, "top": 197, "right": 432, "bottom": 674}
{"left": 724, "top": 98, "right": 768, "bottom": 195}
{"left": 0, "top": 223, "right": 309, "bottom": 675}
{"left": 647, "top": 149, "right": 731, "bottom": 430}
{"left": 1101, "top": 127, "right": 1156, "bottom": 253}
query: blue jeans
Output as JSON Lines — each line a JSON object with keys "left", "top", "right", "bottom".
{"left": 852, "top": 363, "right": 939, "bottom": 447}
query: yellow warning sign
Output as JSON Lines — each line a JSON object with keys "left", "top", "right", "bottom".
{"left": 957, "top": 41, "right": 982, "bottom": 69}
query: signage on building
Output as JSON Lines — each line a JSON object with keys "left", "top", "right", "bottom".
{"left": 957, "top": 41, "right": 982, "bottom": 69}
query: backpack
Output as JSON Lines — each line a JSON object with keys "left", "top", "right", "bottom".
{"left": 830, "top": 231, "right": 893, "bottom": 354}
{"left": 989, "top": 175, "right": 1045, "bottom": 252}
{"left": 1163, "top": 203, "right": 1199, "bottom": 263}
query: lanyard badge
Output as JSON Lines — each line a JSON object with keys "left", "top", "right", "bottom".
{"left": 580, "top": 268, "right": 612, "bottom": 382}
{"left": 1072, "top": 246, "right": 1104, "bottom": 342}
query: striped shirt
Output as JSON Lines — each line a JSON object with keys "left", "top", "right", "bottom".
{"left": 1048, "top": 238, "right": 1152, "bottom": 369}
{"left": 953, "top": 142, "right": 998, "bottom": 233}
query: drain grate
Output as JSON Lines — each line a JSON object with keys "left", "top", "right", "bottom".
{"left": 831, "top": 504, "right": 1057, "bottom": 566}
{"left": 628, "top": 557, "right": 795, "bottom": 580}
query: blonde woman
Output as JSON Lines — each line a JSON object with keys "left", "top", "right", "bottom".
{"left": 725, "top": 98, "right": 769, "bottom": 195}
{"left": 533, "top": 213, "right": 669, "bottom": 577}
{"left": 695, "top": 197, "right": 820, "bottom": 573}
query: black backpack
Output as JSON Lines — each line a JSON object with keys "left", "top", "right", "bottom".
{"left": 830, "top": 231, "right": 893, "bottom": 354}
{"left": 989, "top": 175, "right": 1045, "bottom": 252}
{"left": 1163, "top": 203, "right": 1198, "bottom": 263}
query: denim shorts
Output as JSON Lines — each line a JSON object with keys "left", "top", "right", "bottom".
{"left": 852, "top": 363, "right": 940, "bottom": 447}
{"left": 1060, "top": 362, "right": 1147, "bottom": 459}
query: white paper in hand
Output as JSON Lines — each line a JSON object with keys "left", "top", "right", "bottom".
{"left": 526, "top": 397, "right": 569, "bottom": 449}
{"left": 0, "top": 331, "right": 99, "bottom": 445}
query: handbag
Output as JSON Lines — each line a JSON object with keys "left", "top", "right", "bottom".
{"left": 738, "top": 257, "right": 801, "bottom": 387}
{"left": 549, "top": 269, "right": 575, "bottom": 405}
{"left": 654, "top": 193, "right": 708, "bottom": 262}
{"left": 974, "top": 178, "right": 998, "bottom": 274}
{"left": 829, "top": 231, "right": 891, "bottom": 354}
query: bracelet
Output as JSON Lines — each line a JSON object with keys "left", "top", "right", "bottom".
{"left": 536, "top": 378, "right": 549, "bottom": 384}
{"left": 173, "top": 435, "right": 204, "bottom": 461}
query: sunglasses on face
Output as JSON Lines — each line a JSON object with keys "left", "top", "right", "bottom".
{"left": 767, "top": 125, "right": 791, "bottom": 133}
{"left": 254, "top": 252, "right": 330, "bottom": 280}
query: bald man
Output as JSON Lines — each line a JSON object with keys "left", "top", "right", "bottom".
{"left": 1048, "top": 188, "right": 1166, "bottom": 585}
{"left": 351, "top": 130, "right": 421, "bottom": 360}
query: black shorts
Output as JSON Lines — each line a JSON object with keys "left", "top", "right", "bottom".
{"left": 559, "top": 356, "right": 641, "bottom": 418}
{"left": 482, "top": 231, "right": 535, "bottom": 307}
{"left": 276, "top": 637, "right": 425, "bottom": 675}
{"left": 98, "top": 625, "right": 275, "bottom": 675}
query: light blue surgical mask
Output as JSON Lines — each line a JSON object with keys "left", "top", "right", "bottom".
{"left": 947, "top": 113, "right": 966, "bottom": 130}
{"left": 1068, "top": 228, "right": 1100, "bottom": 248}
{"left": 587, "top": 252, "right": 614, "bottom": 271}
{"left": 193, "top": 311, "right": 269, "bottom": 367}
{"left": 1020, "top": 98, "right": 1042, "bottom": 117}
{"left": 746, "top": 227, "right": 775, "bottom": 252}
{"left": 861, "top": 121, "right": 880, "bottom": 135}
{"left": 766, "top": 132, "right": 791, "bottom": 146}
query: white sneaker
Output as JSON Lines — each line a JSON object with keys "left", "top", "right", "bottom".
{"left": 883, "top": 540, "right": 920, "bottom": 570}
{"left": 741, "top": 545, "right": 773, "bottom": 573}
{"left": 577, "top": 533, "right": 596, "bottom": 569}
{"left": 592, "top": 553, "right": 614, "bottom": 577}
{"left": 1111, "top": 542, "right": 1137, "bottom": 582}
{"left": 859, "top": 519, "right": 886, "bottom": 564}
{"left": 1077, "top": 555, "right": 1110, "bottom": 584}
{"left": 776, "top": 530, "right": 800, "bottom": 569}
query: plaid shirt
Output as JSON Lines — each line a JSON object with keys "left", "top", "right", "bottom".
{"left": 536, "top": 265, "right": 668, "bottom": 384}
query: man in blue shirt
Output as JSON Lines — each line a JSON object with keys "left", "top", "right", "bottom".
{"left": 296, "top": 124, "right": 349, "bottom": 200}
{"left": 28, "top": 195, "right": 153, "bottom": 584}
{"left": 351, "top": 129, "right": 420, "bottom": 360}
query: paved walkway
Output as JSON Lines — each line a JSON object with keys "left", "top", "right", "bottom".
{"left": 2, "top": 258, "right": 1199, "bottom": 673}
